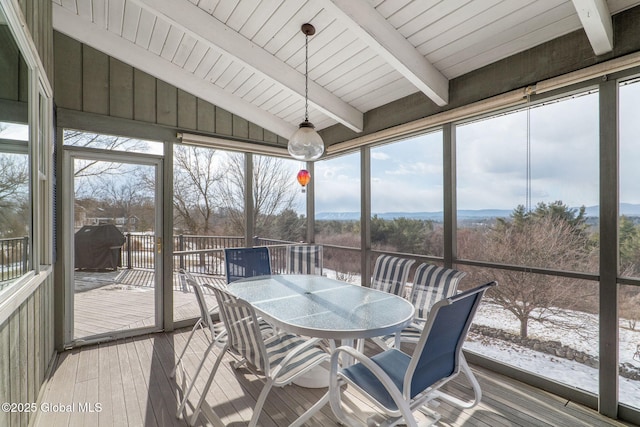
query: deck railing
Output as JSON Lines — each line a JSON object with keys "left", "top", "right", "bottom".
{"left": 121, "top": 233, "right": 294, "bottom": 276}
{"left": 119, "top": 234, "right": 361, "bottom": 281}
{"left": 0, "top": 236, "right": 29, "bottom": 282}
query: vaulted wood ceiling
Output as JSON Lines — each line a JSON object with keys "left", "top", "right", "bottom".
{"left": 51, "top": 0, "right": 640, "bottom": 139}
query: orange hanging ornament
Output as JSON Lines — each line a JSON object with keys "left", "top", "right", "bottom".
{"left": 297, "top": 169, "right": 310, "bottom": 193}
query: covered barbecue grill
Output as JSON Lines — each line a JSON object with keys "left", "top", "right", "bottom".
{"left": 74, "top": 224, "right": 126, "bottom": 270}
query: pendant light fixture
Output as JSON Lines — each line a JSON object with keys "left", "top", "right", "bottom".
{"left": 287, "top": 23, "right": 324, "bottom": 161}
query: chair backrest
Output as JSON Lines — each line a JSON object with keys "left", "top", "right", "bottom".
{"left": 405, "top": 281, "right": 496, "bottom": 398}
{"left": 371, "top": 255, "right": 415, "bottom": 296}
{"left": 224, "top": 247, "right": 272, "bottom": 283}
{"left": 208, "top": 283, "right": 269, "bottom": 373}
{"left": 181, "top": 270, "right": 218, "bottom": 338}
{"left": 409, "top": 263, "right": 467, "bottom": 319}
{"left": 286, "top": 244, "right": 323, "bottom": 275}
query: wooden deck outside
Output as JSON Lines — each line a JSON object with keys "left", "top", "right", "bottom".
{"left": 73, "top": 269, "right": 224, "bottom": 338}
{"left": 34, "top": 327, "right": 634, "bottom": 427}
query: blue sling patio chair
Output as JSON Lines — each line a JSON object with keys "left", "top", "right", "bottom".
{"left": 223, "top": 246, "right": 272, "bottom": 283}
{"left": 373, "top": 263, "right": 467, "bottom": 349}
{"left": 329, "top": 281, "right": 496, "bottom": 427}
{"left": 286, "top": 244, "right": 323, "bottom": 275}
{"left": 189, "top": 283, "right": 330, "bottom": 427}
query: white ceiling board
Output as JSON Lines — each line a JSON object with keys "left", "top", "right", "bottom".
{"left": 52, "top": 2, "right": 297, "bottom": 138}
{"left": 197, "top": 0, "right": 220, "bottom": 15}
{"left": 52, "top": 0, "right": 640, "bottom": 140}
{"left": 134, "top": 8, "right": 156, "bottom": 49}
{"left": 91, "top": 0, "right": 107, "bottom": 29}
{"left": 251, "top": 0, "right": 306, "bottom": 48}
{"left": 132, "top": 0, "right": 363, "bottom": 132}
{"left": 76, "top": 0, "right": 92, "bottom": 20}
{"left": 107, "top": 0, "right": 125, "bottom": 36}
{"left": 430, "top": 1, "right": 579, "bottom": 78}
{"left": 121, "top": 1, "right": 141, "bottom": 43}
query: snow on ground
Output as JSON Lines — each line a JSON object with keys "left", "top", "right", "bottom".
{"left": 325, "top": 268, "right": 640, "bottom": 407}
{"left": 468, "top": 301, "right": 640, "bottom": 407}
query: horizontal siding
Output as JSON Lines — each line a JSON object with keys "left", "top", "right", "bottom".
{"left": 0, "top": 276, "right": 56, "bottom": 427}
{"left": 53, "top": 31, "right": 287, "bottom": 146}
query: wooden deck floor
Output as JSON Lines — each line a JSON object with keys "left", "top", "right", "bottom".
{"left": 73, "top": 269, "right": 223, "bottom": 338}
{"left": 34, "top": 328, "right": 634, "bottom": 427}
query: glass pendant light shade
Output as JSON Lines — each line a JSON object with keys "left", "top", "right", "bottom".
{"left": 288, "top": 120, "right": 324, "bottom": 161}
{"left": 288, "top": 23, "right": 324, "bottom": 162}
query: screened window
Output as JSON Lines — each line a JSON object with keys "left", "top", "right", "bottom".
{"left": 370, "top": 131, "right": 443, "bottom": 256}
{"left": 618, "top": 77, "right": 640, "bottom": 410}
{"left": 456, "top": 91, "right": 600, "bottom": 395}
{"left": 315, "top": 152, "right": 361, "bottom": 282}
{"left": 252, "top": 154, "right": 306, "bottom": 242}
{"left": 457, "top": 92, "right": 599, "bottom": 273}
{"left": 0, "top": 6, "right": 33, "bottom": 297}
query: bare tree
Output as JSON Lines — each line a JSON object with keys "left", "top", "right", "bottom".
{"left": 94, "top": 175, "right": 150, "bottom": 232}
{"left": 466, "top": 202, "right": 597, "bottom": 338}
{"left": 217, "top": 153, "right": 298, "bottom": 237}
{"left": 0, "top": 154, "right": 29, "bottom": 237}
{"left": 65, "top": 130, "right": 150, "bottom": 178}
{"left": 173, "top": 145, "right": 224, "bottom": 234}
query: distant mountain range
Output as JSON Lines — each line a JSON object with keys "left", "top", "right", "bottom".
{"left": 315, "top": 203, "right": 640, "bottom": 221}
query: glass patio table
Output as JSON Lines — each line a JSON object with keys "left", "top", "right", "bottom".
{"left": 227, "top": 274, "right": 415, "bottom": 342}
{"left": 227, "top": 274, "right": 415, "bottom": 426}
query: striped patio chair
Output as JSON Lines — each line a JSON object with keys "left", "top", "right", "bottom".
{"left": 371, "top": 254, "right": 416, "bottom": 296}
{"left": 374, "top": 263, "right": 467, "bottom": 349}
{"left": 171, "top": 271, "right": 227, "bottom": 418}
{"left": 286, "top": 244, "right": 323, "bottom": 275}
{"left": 172, "top": 272, "right": 274, "bottom": 420}
{"left": 189, "top": 284, "right": 330, "bottom": 427}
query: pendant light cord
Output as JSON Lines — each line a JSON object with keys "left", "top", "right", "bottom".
{"left": 304, "top": 32, "right": 309, "bottom": 122}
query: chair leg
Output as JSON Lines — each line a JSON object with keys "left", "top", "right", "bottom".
{"left": 171, "top": 320, "right": 202, "bottom": 378}
{"left": 188, "top": 345, "right": 228, "bottom": 426}
{"left": 176, "top": 341, "right": 217, "bottom": 418}
{"left": 329, "top": 353, "right": 356, "bottom": 426}
{"left": 290, "top": 391, "right": 330, "bottom": 427}
{"left": 248, "top": 377, "right": 275, "bottom": 427}
{"left": 430, "top": 354, "right": 482, "bottom": 409}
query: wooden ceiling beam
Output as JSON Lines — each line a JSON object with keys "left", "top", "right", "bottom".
{"left": 324, "top": 0, "right": 449, "bottom": 106}
{"left": 571, "top": 0, "right": 613, "bottom": 55}
{"left": 132, "top": 0, "right": 364, "bottom": 133}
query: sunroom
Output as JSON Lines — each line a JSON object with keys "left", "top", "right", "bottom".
{"left": 2, "top": 0, "right": 640, "bottom": 426}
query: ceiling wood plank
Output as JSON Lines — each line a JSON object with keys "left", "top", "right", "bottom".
{"left": 91, "top": 0, "right": 107, "bottom": 29}
{"left": 121, "top": 2, "right": 142, "bottom": 43}
{"left": 52, "top": 2, "right": 297, "bottom": 138}
{"left": 107, "top": 0, "right": 125, "bottom": 36}
{"left": 571, "top": 0, "right": 614, "bottom": 55}
{"left": 325, "top": 0, "right": 449, "bottom": 106}
{"left": 131, "top": 0, "right": 363, "bottom": 132}
{"left": 183, "top": 41, "right": 209, "bottom": 73}
{"left": 76, "top": 0, "right": 92, "bottom": 20}
{"left": 134, "top": 8, "right": 156, "bottom": 49}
